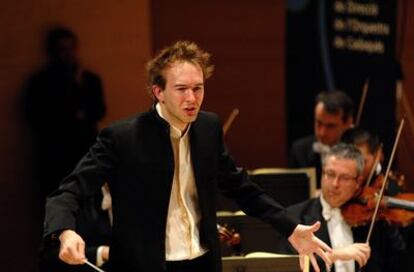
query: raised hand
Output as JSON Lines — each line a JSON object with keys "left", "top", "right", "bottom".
{"left": 288, "top": 221, "right": 333, "bottom": 272}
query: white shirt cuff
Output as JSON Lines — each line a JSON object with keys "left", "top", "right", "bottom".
{"left": 96, "top": 246, "right": 106, "bottom": 267}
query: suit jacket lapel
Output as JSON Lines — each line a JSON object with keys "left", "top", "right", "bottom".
{"left": 188, "top": 116, "right": 210, "bottom": 209}
{"left": 304, "top": 199, "right": 332, "bottom": 247}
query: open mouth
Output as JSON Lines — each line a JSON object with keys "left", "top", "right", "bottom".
{"left": 184, "top": 106, "right": 197, "bottom": 116}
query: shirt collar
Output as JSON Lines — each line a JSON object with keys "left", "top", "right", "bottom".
{"left": 156, "top": 103, "right": 190, "bottom": 139}
{"left": 320, "top": 194, "right": 342, "bottom": 222}
{"left": 312, "top": 141, "right": 331, "bottom": 154}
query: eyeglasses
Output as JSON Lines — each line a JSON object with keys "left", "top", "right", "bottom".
{"left": 323, "top": 170, "right": 357, "bottom": 184}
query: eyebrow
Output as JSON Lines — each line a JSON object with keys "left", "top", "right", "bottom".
{"left": 325, "top": 169, "right": 357, "bottom": 176}
{"left": 173, "top": 83, "right": 204, "bottom": 87}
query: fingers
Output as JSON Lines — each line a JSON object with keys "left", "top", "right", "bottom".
{"left": 296, "top": 221, "right": 321, "bottom": 234}
{"left": 354, "top": 243, "right": 371, "bottom": 267}
{"left": 326, "top": 262, "right": 332, "bottom": 272}
{"left": 314, "top": 245, "right": 332, "bottom": 267}
{"left": 310, "top": 221, "right": 321, "bottom": 232}
{"left": 59, "top": 241, "right": 86, "bottom": 264}
{"left": 309, "top": 254, "right": 320, "bottom": 272}
{"left": 314, "top": 235, "right": 333, "bottom": 254}
{"left": 304, "top": 255, "right": 311, "bottom": 272}
{"left": 58, "top": 230, "right": 86, "bottom": 265}
{"left": 288, "top": 223, "right": 333, "bottom": 271}
{"left": 299, "top": 255, "right": 312, "bottom": 272}
{"left": 78, "top": 240, "right": 86, "bottom": 259}
{"left": 360, "top": 243, "right": 371, "bottom": 257}
{"left": 294, "top": 223, "right": 332, "bottom": 253}
{"left": 332, "top": 243, "right": 371, "bottom": 267}
{"left": 354, "top": 252, "right": 364, "bottom": 268}
{"left": 299, "top": 255, "right": 304, "bottom": 270}
{"left": 309, "top": 236, "right": 332, "bottom": 267}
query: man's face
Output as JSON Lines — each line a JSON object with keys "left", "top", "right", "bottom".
{"left": 153, "top": 61, "right": 204, "bottom": 131}
{"left": 321, "top": 156, "right": 362, "bottom": 208}
{"left": 314, "top": 102, "right": 352, "bottom": 146}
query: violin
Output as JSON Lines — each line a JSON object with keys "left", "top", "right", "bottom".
{"left": 362, "top": 143, "right": 405, "bottom": 195}
{"left": 341, "top": 183, "right": 414, "bottom": 227}
{"left": 217, "top": 223, "right": 241, "bottom": 247}
{"left": 341, "top": 119, "right": 414, "bottom": 228}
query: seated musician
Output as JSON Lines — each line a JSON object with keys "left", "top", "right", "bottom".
{"left": 288, "top": 91, "right": 354, "bottom": 187}
{"left": 341, "top": 127, "right": 404, "bottom": 196}
{"left": 277, "top": 143, "right": 405, "bottom": 272}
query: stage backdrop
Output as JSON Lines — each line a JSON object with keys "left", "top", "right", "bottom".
{"left": 286, "top": 0, "right": 398, "bottom": 159}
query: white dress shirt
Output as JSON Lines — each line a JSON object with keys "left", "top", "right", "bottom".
{"left": 156, "top": 103, "right": 207, "bottom": 261}
{"left": 320, "top": 195, "right": 354, "bottom": 272}
{"left": 97, "top": 183, "right": 112, "bottom": 267}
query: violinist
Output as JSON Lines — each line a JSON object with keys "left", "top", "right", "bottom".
{"left": 341, "top": 127, "right": 404, "bottom": 196}
{"left": 289, "top": 91, "right": 354, "bottom": 187}
{"left": 342, "top": 127, "right": 414, "bottom": 272}
{"left": 277, "top": 143, "right": 405, "bottom": 272}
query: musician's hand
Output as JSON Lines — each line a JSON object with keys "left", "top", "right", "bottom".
{"left": 330, "top": 243, "right": 371, "bottom": 267}
{"left": 59, "top": 230, "right": 87, "bottom": 265}
{"left": 288, "top": 222, "right": 332, "bottom": 272}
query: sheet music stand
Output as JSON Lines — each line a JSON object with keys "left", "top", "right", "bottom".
{"left": 216, "top": 167, "right": 316, "bottom": 212}
{"left": 222, "top": 254, "right": 300, "bottom": 272}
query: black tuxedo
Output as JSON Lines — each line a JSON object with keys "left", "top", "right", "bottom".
{"left": 275, "top": 198, "right": 405, "bottom": 272}
{"left": 44, "top": 106, "right": 297, "bottom": 272}
{"left": 288, "top": 135, "right": 322, "bottom": 187}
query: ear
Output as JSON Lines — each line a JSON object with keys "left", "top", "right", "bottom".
{"left": 152, "top": 85, "right": 164, "bottom": 103}
{"left": 352, "top": 175, "right": 364, "bottom": 197}
{"left": 355, "top": 175, "right": 364, "bottom": 190}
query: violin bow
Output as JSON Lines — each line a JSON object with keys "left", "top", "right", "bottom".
{"left": 365, "top": 118, "right": 405, "bottom": 243}
{"left": 365, "top": 143, "right": 383, "bottom": 188}
{"left": 222, "top": 108, "right": 239, "bottom": 136}
{"left": 355, "top": 79, "right": 370, "bottom": 127}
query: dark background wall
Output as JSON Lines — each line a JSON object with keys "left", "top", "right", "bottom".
{"left": 286, "top": 0, "right": 397, "bottom": 160}
{"left": 0, "top": 1, "right": 152, "bottom": 271}
{"left": 398, "top": 0, "right": 414, "bottom": 192}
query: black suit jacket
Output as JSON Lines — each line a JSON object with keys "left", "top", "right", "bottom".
{"left": 41, "top": 192, "right": 111, "bottom": 271}
{"left": 275, "top": 198, "right": 406, "bottom": 272}
{"left": 44, "top": 106, "right": 297, "bottom": 272}
{"left": 288, "top": 135, "right": 322, "bottom": 187}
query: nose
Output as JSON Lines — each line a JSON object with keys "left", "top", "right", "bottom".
{"left": 185, "top": 89, "right": 196, "bottom": 102}
{"left": 331, "top": 176, "right": 340, "bottom": 187}
{"left": 318, "top": 125, "right": 328, "bottom": 137}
